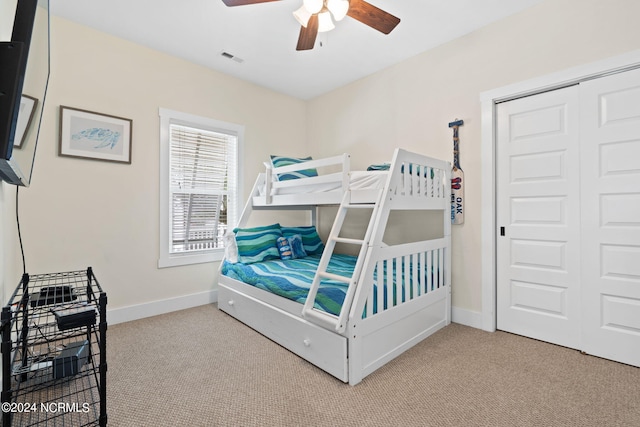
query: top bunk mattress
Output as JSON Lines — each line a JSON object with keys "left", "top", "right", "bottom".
{"left": 259, "top": 170, "right": 388, "bottom": 196}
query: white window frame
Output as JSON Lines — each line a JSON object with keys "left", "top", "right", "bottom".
{"left": 159, "top": 108, "right": 243, "bottom": 268}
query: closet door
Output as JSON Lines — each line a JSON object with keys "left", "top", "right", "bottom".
{"left": 496, "top": 86, "right": 582, "bottom": 348}
{"left": 579, "top": 68, "right": 640, "bottom": 366}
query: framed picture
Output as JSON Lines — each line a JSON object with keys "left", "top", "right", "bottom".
{"left": 59, "top": 106, "right": 132, "bottom": 164}
{"left": 14, "top": 95, "right": 38, "bottom": 148}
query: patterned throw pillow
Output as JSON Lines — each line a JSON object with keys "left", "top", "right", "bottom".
{"left": 288, "top": 234, "right": 307, "bottom": 259}
{"left": 270, "top": 155, "right": 318, "bottom": 181}
{"left": 281, "top": 226, "right": 324, "bottom": 255}
{"left": 276, "top": 235, "right": 307, "bottom": 260}
{"left": 276, "top": 236, "right": 293, "bottom": 260}
{"left": 234, "top": 223, "right": 282, "bottom": 264}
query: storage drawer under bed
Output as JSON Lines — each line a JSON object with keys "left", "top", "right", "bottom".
{"left": 218, "top": 284, "right": 348, "bottom": 382}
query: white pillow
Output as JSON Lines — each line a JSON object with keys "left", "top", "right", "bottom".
{"left": 223, "top": 232, "right": 238, "bottom": 263}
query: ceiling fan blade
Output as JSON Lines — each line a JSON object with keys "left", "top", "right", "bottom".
{"left": 296, "top": 15, "right": 319, "bottom": 51}
{"left": 221, "top": 0, "right": 280, "bottom": 6}
{"left": 346, "top": 0, "right": 400, "bottom": 34}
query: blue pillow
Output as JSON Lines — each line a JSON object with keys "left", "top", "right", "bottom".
{"left": 367, "top": 163, "right": 390, "bottom": 171}
{"left": 276, "top": 236, "right": 293, "bottom": 260}
{"left": 277, "top": 235, "right": 307, "bottom": 260}
{"left": 288, "top": 234, "right": 308, "bottom": 259}
{"left": 281, "top": 226, "right": 324, "bottom": 255}
{"left": 399, "top": 163, "right": 434, "bottom": 178}
{"left": 234, "top": 223, "right": 282, "bottom": 264}
{"left": 270, "top": 155, "right": 318, "bottom": 181}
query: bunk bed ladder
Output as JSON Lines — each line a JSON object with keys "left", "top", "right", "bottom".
{"left": 302, "top": 190, "right": 383, "bottom": 334}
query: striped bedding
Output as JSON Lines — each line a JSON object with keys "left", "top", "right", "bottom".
{"left": 221, "top": 254, "right": 438, "bottom": 317}
{"left": 222, "top": 254, "right": 354, "bottom": 316}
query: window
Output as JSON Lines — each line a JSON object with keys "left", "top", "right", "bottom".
{"left": 159, "top": 108, "right": 242, "bottom": 267}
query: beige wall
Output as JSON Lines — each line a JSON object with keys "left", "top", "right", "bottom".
{"left": 2, "top": 16, "right": 307, "bottom": 309}
{"left": 306, "top": 0, "right": 640, "bottom": 314}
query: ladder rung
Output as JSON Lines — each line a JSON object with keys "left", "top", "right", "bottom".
{"left": 344, "top": 203, "right": 375, "bottom": 209}
{"left": 333, "top": 237, "right": 365, "bottom": 245}
{"left": 318, "top": 271, "right": 352, "bottom": 283}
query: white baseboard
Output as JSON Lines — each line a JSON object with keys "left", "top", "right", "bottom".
{"left": 451, "top": 306, "right": 484, "bottom": 330}
{"left": 107, "top": 292, "right": 484, "bottom": 331}
{"left": 107, "top": 290, "right": 218, "bottom": 325}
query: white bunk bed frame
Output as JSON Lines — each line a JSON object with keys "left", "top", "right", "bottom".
{"left": 218, "top": 148, "right": 451, "bottom": 385}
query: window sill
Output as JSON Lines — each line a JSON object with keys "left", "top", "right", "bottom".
{"left": 158, "top": 250, "right": 224, "bottom": 268}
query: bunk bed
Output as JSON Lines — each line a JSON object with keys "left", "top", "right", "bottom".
{"left": 217, "top": 148, "right": 451, "bottom": 385}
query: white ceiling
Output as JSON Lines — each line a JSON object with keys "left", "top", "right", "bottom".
{"left": 50, "top": 0, "right": 544, "bottom": 100}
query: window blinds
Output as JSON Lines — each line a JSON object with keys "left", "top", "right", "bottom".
{"left": 169, "top": 123, "right": 237, "bottom": 253}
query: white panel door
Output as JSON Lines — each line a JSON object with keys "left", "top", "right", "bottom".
{"left": 579, "top": 68, "right": 640, "bottom": 366}
{"left": 496, "top": 86, "right": 582, "bottom": 348}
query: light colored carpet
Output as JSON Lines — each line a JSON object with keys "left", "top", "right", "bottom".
{"left": 107, "top": 304, "right": 640, "bottom": 426}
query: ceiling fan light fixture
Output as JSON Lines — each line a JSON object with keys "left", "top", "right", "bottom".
{"left": 317, "top": 10, "right": 335, "bottom": 32}
{"left": 293, "top": 5, "right": 312, "bottom": 27}
{"left": 326, "top": 0, "right": 349, "bottom": 21}
{"left": 302, "top": 0, "right": 323, "bottom": 14}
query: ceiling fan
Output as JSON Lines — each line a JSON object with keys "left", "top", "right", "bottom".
{"left": 221, "top": 0, "right": 401, "bottom": 51}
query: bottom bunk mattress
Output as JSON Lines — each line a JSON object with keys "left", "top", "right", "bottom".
{"left": 222, "top": 254, "right": 353, "bottom": 316}
{"left": 221, "top": 253, "right": 442, "bottom": 317}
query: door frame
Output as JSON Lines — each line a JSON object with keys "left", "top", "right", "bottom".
{"left": 479, "top": 49, "right": 640, "bottom": 332}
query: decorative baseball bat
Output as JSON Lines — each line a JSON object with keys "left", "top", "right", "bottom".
{"left": 449, "top": 119, "right": 464, "bottom": 225}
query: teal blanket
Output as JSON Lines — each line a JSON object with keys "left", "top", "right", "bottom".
{"left": 222, "top": 254, "right": 354, "bottom": 316}
{"left": 222, "top": 253, "right": 440, "bottom": 317}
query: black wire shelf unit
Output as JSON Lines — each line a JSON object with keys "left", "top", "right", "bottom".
{"left": 1, "top": 267, "right": 107, "bottom": 426}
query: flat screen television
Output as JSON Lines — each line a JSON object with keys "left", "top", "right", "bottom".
{"left": 0, "top": 0, "right": 49, "bottom": 186}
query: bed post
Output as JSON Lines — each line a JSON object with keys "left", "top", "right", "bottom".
{"left": 264, "top": 162, "right": 273, "bottom": 204}
{"left": 236, "top": 174, "right": 263, "bottom": 229}
{"left": 342, "top": 153, "right": 350, "bottom": 193}
{"left": 444, "top": 165, "right": 452, "bottom": 324}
